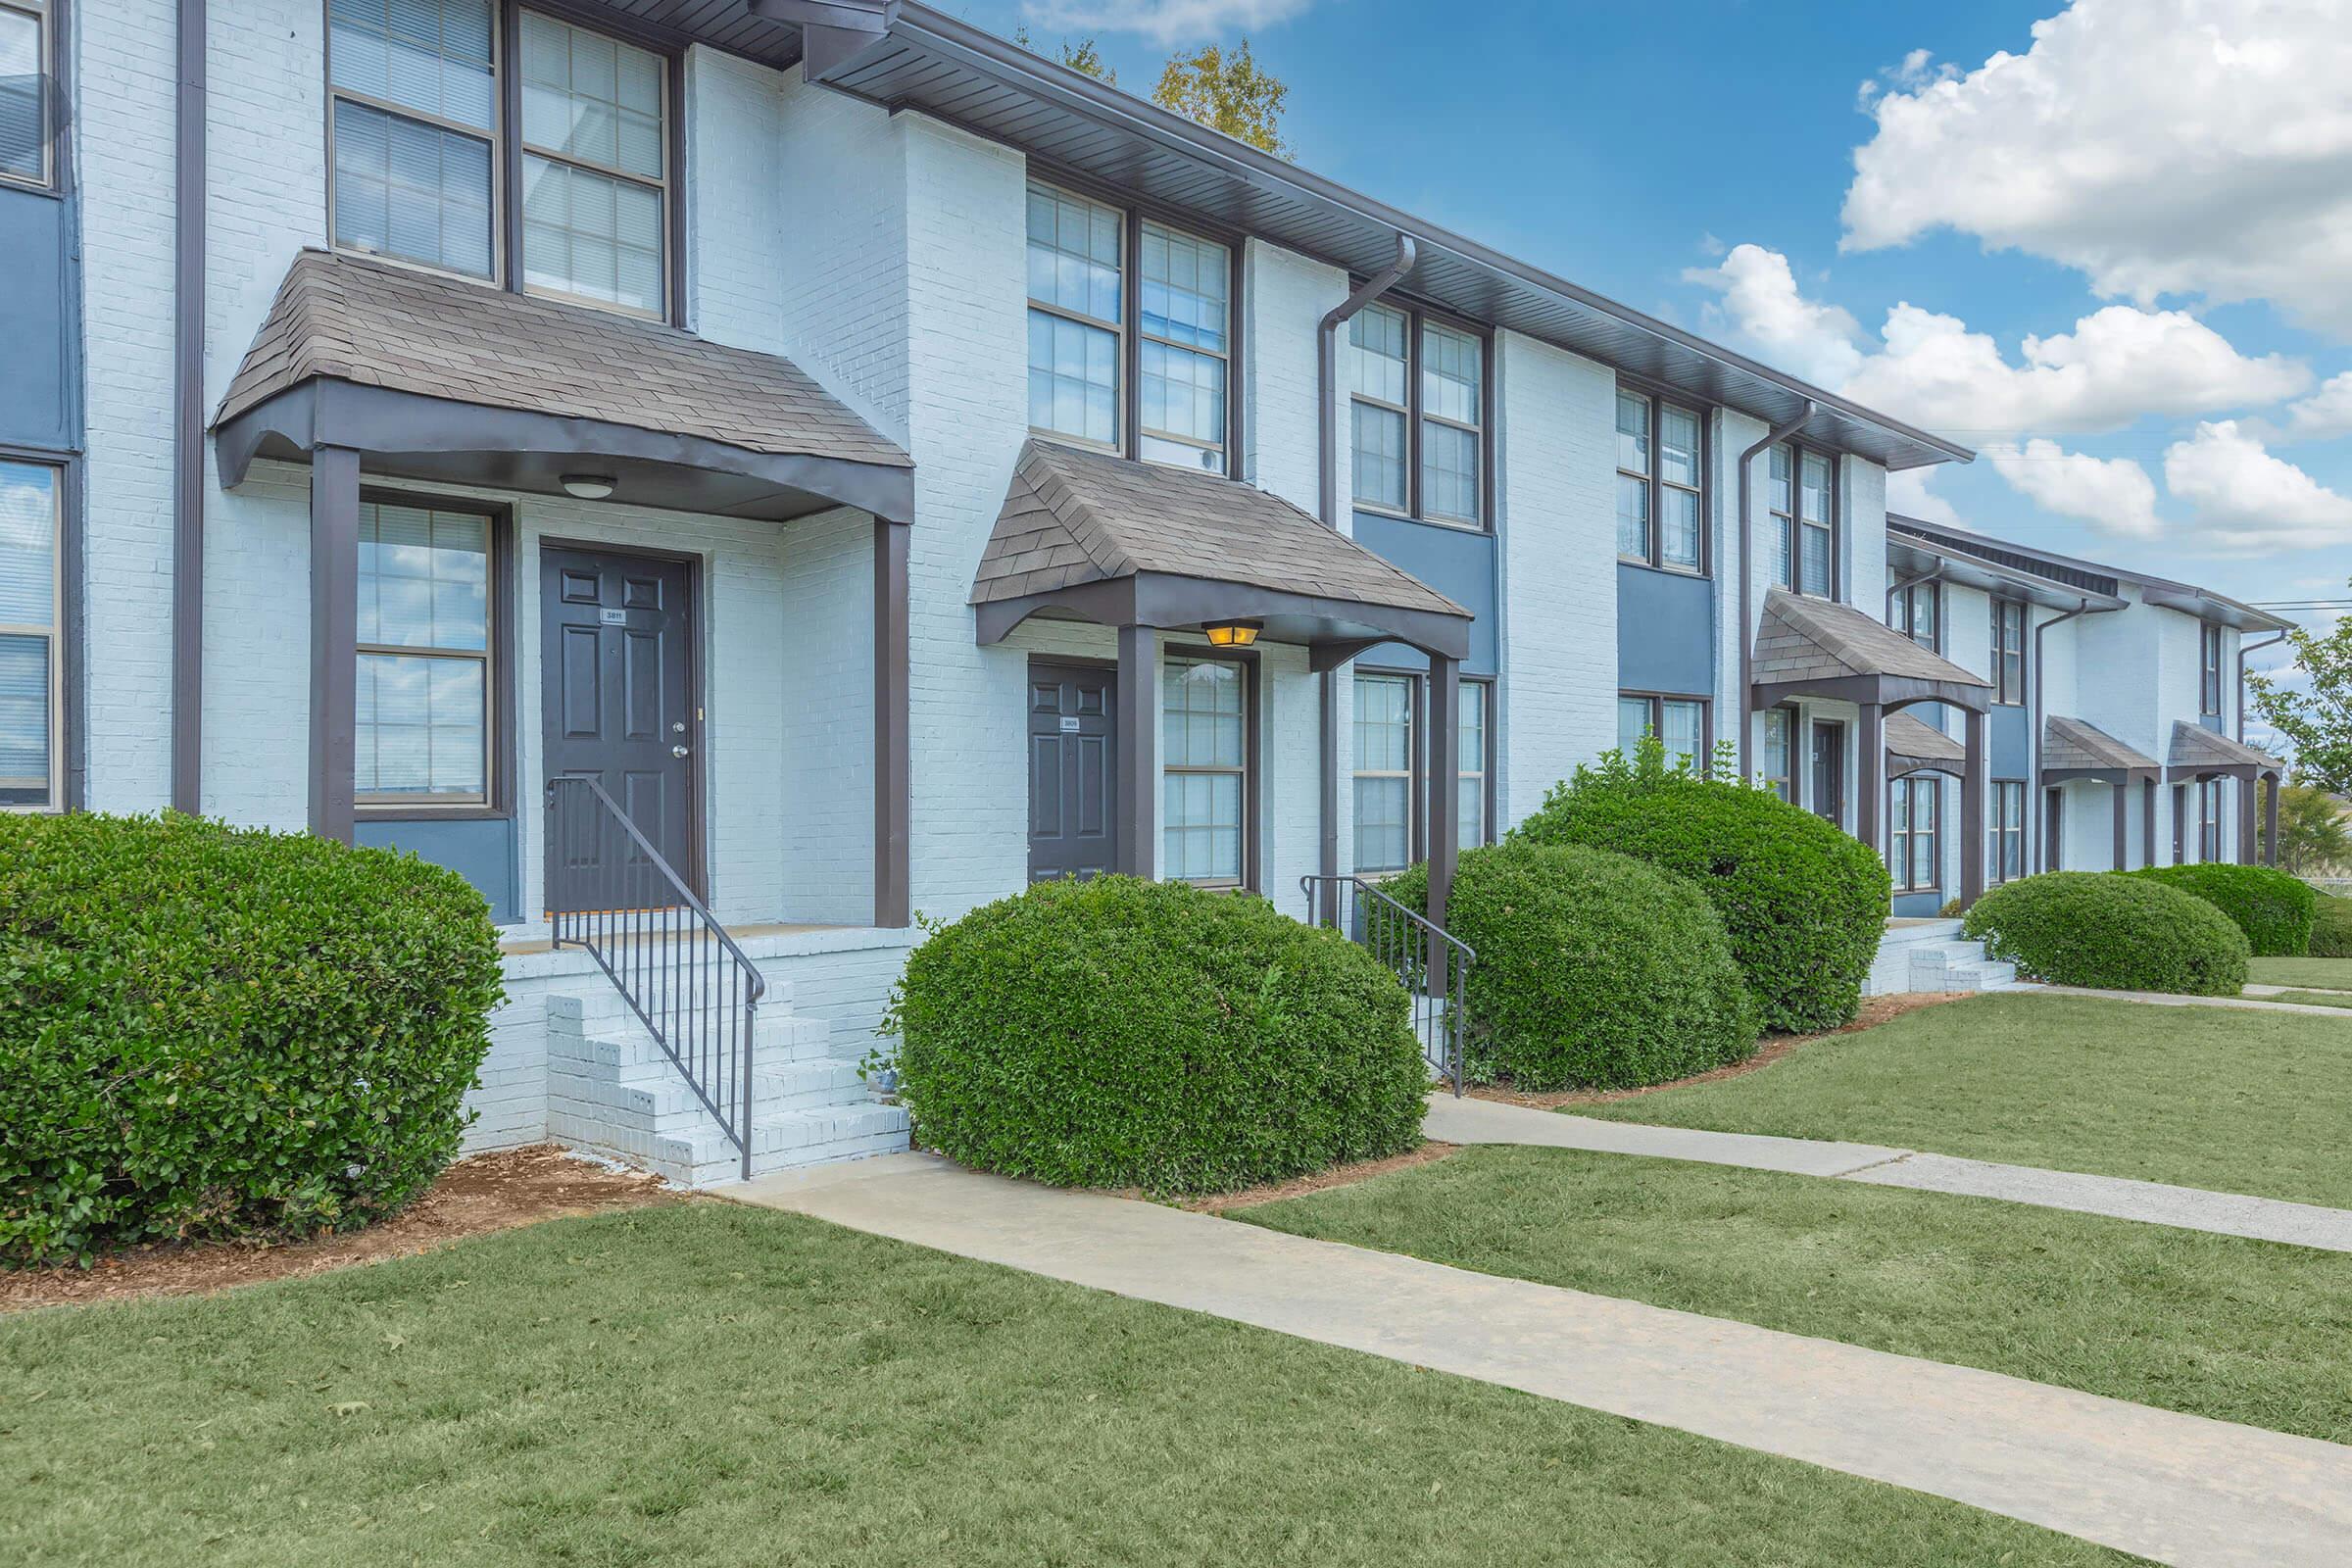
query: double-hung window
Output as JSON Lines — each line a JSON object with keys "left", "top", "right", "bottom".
{"left": 1138, "top": 221, "right": 1233, "bottom": 472}
{"left": 1617, "top": 693, "right": 1706, "bottom": 772}
{"left": 1888, "top": 776, "right": 1937, "bottom": 892}
{"left": 1455, "top": 681, "right": 1489, "bottom": 850}
{"left": 1162, "top": 656, "right": 1248, "bottom": 884}
{"left": 1761, "top": 708, "right": 1794, "bottom": 803}
{"left": 1992, "top": 601, "right": 2027, "bottom": 705}
{"left": 2200, "top": 623, "right": 2225, "bottom": 716}
{"left": 2198, "top": 777, "right": 2225, "bottom": 861}
{"left": 0, "top": 0, "right": 50, "bottom": 189}
{"left": 1615, "top": 389, "right": 1704, "bottom": 570}
{"left": 328, "top": 0, "right": 499, "bottom": 279}
{"left": 1770, "top": 445, "right": 1836, "bottom": 595}
{"left": 0, "top": 457, "right": 60, "bottom": 808}
{"left": 356, "top": 500, "right": 494, "bottom": 806}
{"left": 1893, "top": 580, "right": 1938, "bottom": 649}
{"left": 1991, "top": 780, "right": 2026, "bottom": 884}
{"left": 1351, "top": 672, "right": 1414, "bottom": 873}
{"left": 1348, "top": 302, "right": 1487, "bottom": 526}
{"left": 1027, "top": 183, "right": 1124, "bottom": 449}
{"left": 518, "top": 11, "right": 669, "bottom": 317}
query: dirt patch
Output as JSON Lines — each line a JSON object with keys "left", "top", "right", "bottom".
{"left": 1183, "top": 1142, "right": 1460, "bottom": 1214}
{"left": 2, "top": 1145, "right": 677, "bottom": 1312}
{"left": 1471, "top": 992, "right": 1973, "bottom": 1110}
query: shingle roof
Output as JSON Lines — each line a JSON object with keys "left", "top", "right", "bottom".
{"left": 215, "top": 249, "right": 909, "bottom": 470}
{"left": 2169, "top": 721, "right": 2283, "bottom": 773}
{"left": 2043, "top": 716, "right": 2159, "bottom": 774}
{"left": 1752, "top": 588, "right": 1991, "bottom": 690}
{"left": 970, "top": 439, "right": 1468, "bottom": 618}
{"left": 1886, "top": 712, "right": 1965, "bottom": 771}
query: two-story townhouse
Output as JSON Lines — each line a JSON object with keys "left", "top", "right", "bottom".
{"left": 31, "top": 0, "right": 2219, "bottom": 1190}
{"left": 1886, "top": 516, "right": 2290, "bottom": 910}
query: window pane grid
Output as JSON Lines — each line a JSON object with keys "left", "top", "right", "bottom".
{"left": 0, "top": 457, "right": 57, "bottom": 808}
{"left": 1457, "top": 682, "right": 1487, "bottom": 848}
{"left": 1138, "top": 220, "right": 1231, "bottom": 471}
{"left": 1619, "top": 390, "right": 1703, "bottom": 569}
{"left": 328, "top": 0, "right": 497, "bottom": 279}
{"left": 0, "top": 1, "right": 48, "bottom": 185}
{"left": 1762, "top": 709, "right": 1793, "bottom": 802}
{"left": 356, "top": 501, "right": 492, "bottom": 805}
{"left": 1027, "top": 183, "right": 1124, "bottom": 448}
{"left": 517, "top": 11, "right": 665, "bottom": 316}
{"left": 1351, "top": 674, "right": 1412, "bottom": 871}
{"left": 1163, "top": 659, "right": 1245, "bottom": 884}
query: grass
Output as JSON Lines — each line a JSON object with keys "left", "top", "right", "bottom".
{"left": 2269, "top": 990, "right": 2352, "bottom": 1009}
{"left": 2249, "top": 956, "right": 2352, "bottom": 989}
{"left": 0, "top": 1202, "right": 2136, "bottom": 1567}
{"left": 1574, "top": 994, "right": 2352, "bottom": 1208}
{"left": 1243, "top": 1146, "right": 2352, "bottom": 1446}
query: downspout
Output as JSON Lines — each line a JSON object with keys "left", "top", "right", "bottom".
{"left": 1885, "top": 565, "right": 1943, "bottom": 622}
{"left": 2237, "top": 631, "right": 2287, "bottom": 745}
{"left": 170, "top": 0, "right": 207, "bottom": 814}
{"left": 1735, "top": 401, "right": 1814, "bottom": 776}
{"left": 1315, "top": 233, "right": 1417, "bottom": 901}
{"left": 2029, "top": 598, "right": 2121, "bottom": 873}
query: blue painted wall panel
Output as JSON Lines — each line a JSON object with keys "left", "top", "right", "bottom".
{"left": 1348, "top": 513, "right": 1497, "bottom": 675}
{"left": 1988, "top": 703, "right": 2032, "bottom": 779}
{"left": 0, "top": 187, "right": 74, "bottom": 451}
{"left": 1891, "top": 890, "right": 1944, "bottom": 918}
{"left": 356, "top": 817, "right": 520, "bottom": 924}
{"left": 1616, "top": 564, "right": 1714, "bottom": 696}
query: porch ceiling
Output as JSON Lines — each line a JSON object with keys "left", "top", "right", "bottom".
{"left": 213, "top": 250, "right": 913, "bottom": 523}
{"left": 970, "top": 439, "right": 1472, "bottom": 662}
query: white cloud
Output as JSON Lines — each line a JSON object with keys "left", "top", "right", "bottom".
{"left": 1885, "top": 466, "right": 1965, "bottom": 529}
{"left": 1021, "top": 0, "right": 1317, "bottom": 45}
{"left": 1856, "top": 46, "right": 1957, "bottom": 110}
{"left": 1841, "top": 0, "right": 2352, "bottom": 336}
{"left": 2162, "top": 420, "right": 2352, "bottom": 552}
{"left": 2272, "top": 370, "right": 2352, "bottom": 444}
{"left": 1983, "top": 439, "right": 2163, "bottom": 538}
{"left": 1687, "top": 245, "right": 2308, "bottom": 435}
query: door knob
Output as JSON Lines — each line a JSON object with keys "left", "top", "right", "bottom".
{"left": 670, "top": 744, "right": 691, "bottom": 759}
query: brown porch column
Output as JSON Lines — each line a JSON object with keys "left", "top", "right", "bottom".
{"left": 2143, "top": 777, "right": 2157, "bottom": 867}
{"left": 2239, "top": 771, "right": 2260, "bottom": 865}
{"left": 1115, "top": 624, "right": 1157, "bottom": 878}
{"left": 1857, "top": 702, "right": 1884, "bottom": 853}
{"left": 1427, "top": 655, "right": 1461, "bottom": 984}
{"left": 1960, "top": 707, "right": 1985, "bottom": 906}
{"left": 307, "top": 445, "right": 360, "bottom": 844}
{"left": 872, "top": 517, "right": 910, "bottom": 927}
{"left": 2111, "top": 780, "right": 2130, "bottom": 871}
{"left": 2264, "top": 773, "right": 2280, "bottom": 866}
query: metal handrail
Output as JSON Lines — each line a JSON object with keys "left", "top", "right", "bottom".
{"left": 546, "top": 775, "right": 767, "bottom": 1181}
{"left": 1300, "top": 873, "right": 1474, "bottom": 1096}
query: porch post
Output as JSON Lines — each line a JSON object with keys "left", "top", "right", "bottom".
{"left": 1317, "top": 668, "right": 1340, "bottom": 921}
{"left": 2263, "top": 773, "right": 2280, "bottom": 866}
{"left": 307, "top": 445, "right": 360, "bottom": 844}
{"left": 1115, "top": 624, "right": 1156, "bottom": 878}
{"left": 2142, "top": 777, "right": 2157, "bottom": 867}
{"left": 1960, "top": 707, "right": 1985, "bottom": 906}
{"left": 2239, "top": 771, "right": 2259, "bottom": 865}
{"left": 1857, "top": 702, "right": 1884, "bottom": 853}
{"left": 2111, "top": 780, "right": 2130, "bottom": 871}
{"left": 1427, "top": 655, "right": 1461, "bottom": 986}
{"left": 872, "top": 517, "right": 910, "bottom": 927}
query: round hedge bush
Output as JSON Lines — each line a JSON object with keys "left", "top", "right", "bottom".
{"left": 1513, "top": 776, "right": 1890, "bottom": 1033}
{"left": 1388, "top": 841, "right": 1759, "bottom": 1091}
{"left": 2312, "top": 893, "right": 2352, "bottom": 959}
{"left": 1, "top": 813, "right": 504, "bottom": 1267}
{"left": 1962, "top": 871, "right": 2249, "bottom": 994}
{"left": 885, "top": 876, "right": 1428, "bottom": 1195}
{"left": 2125, "top": 863, "right": 2316, "bottom": 956}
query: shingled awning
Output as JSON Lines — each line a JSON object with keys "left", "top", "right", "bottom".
{"left": 970, "top": 439, "right": 1471, "bottom": 663}
{"left": 214, "top": 249, "right": 912, "bottom": 522}
{"left": 2043, "top": 716, "right": 2160, "bottom": 781}
{"left": 2167, "top": 721, "right": 2284, "bottom": 781}
{"left": 1886, "top": 712, "right": 1966, "bottom": 777}
{"left": 1750, "top": 587, "right": 1991, "bottom": 710}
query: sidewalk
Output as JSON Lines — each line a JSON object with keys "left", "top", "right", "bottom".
{"left": 739, "top": 1152, "right": 2352, "bottom": 1568}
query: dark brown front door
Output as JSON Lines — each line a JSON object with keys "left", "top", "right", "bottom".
{"left": 1810, "top": 719, "right": 1845, "bottom": 826}
{"left": 542, "top": 544, "right": 699, "bottom": 895}
{"left": 1028, "top": 662, "right": 1116, "bottom": 882}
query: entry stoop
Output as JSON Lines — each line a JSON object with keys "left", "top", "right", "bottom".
{"left": 1863, "top": 918, "right": 2020, "bottom": 998}
{"left": 544, "top": 979, "right": 909, "bottom": 1188}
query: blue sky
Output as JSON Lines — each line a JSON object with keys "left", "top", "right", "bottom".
{"left": 957, "top": 0, "right": 2352, "bottom": 672}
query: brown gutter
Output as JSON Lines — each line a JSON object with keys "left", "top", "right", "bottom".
{"left": 170, "top": 0, "right": 206, "bottom": 814}
{"left": 1315, "top": 233, "right": 1416, "bottom": 898}
{"left": 1735, "top": 402, "right": 1813, "bottom": 776}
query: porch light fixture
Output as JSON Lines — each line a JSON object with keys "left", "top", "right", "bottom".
{"left": 561, "top": 473, "right": 616, "bottom": 501}
{"left": 1202, "top": 620, "right": 1261, "bottom": 648}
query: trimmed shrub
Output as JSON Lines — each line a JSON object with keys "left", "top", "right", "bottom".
{"left": 2125, "top": 863, "right": 2317, "bottom": 956}
{"left": 1387, "top": 841, "right": 1758, "bottom": 1091}
{"left": 1513, "top": 756, "right": 1891, "bottom": 1033}
{"left": 885, "top": 877, "right": 1427, "bottom": 1195}
{"left": 2, "top": 813, "right": 504, "bottom": 1267}
{"left": 1962, "top": 872, "right": 2249, "bottom": 995}
{"left": 2312, "top": 893, "right": 2352, "bottom": 958}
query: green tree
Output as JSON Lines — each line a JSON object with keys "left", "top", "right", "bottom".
{"left": 2248, "top": 588, "right": 2352, "bottom": 793}
{"left": 2271, "top": 782, "right": 2352, "bottom": 876}
{"left": 1152, "top": 39, "right": 1290, "bottom": 158}
{"left": 1012, "top": 25, "right": 1115, "bottom": 83}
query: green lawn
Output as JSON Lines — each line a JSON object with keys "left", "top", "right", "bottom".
{"left": 2269, "top": 990, "right": 2352, "bottom": 1009}
{"left": 2249, "top": 956, "right": 2352, "bottom": 989}
{"left": 1576, "top": 994, "right": 2352, "bottom": 1208}
{"left": 1243, "top": 1146, "right": 2352, "bottom": 1446}
{"left": 0, "top": 1203, "right": 2134, "bottom": 1568}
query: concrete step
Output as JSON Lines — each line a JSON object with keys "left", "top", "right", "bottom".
{"left": 652, "top": 1102, "right": 913, "bottom": 1187}
{"left": 1867, "top": 922, "right": 2019, "bottom": 997}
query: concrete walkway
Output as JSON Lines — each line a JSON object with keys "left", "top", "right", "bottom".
{"left": 2020, "top": 983, "right": 2352, "bottom": 1017}
{"left": 1426, "top": 1094, "right": 2352, "bottom": 1252}
{"left": 740, "top": 1152, "right": 2352, "bottom": 1568}
{"left": 2246, "top": 983, "right": 2352, "bottom": 999}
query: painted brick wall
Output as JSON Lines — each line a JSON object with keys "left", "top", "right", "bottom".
{"left": 1495, "top": 328, "right": 1616, "bottom": 826}
{"left": 1242, "top": 239, "right": 1342, "bottom": 515}
{"left": 686, "top": 45, "right": 789, "bottom": 356}
{"left": 778, "top": 507, "right": 878, "bottom": 923}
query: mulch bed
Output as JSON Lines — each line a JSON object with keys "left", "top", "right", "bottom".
{"left": 1182, "top": 1142, "right": 1460, "bottom": 1214}
{"left": 2, "top": 1145, "right": 678, "bottom": 1313}
{"left": 1471, "top": 991, "right": 1972, "bottom": 1111}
